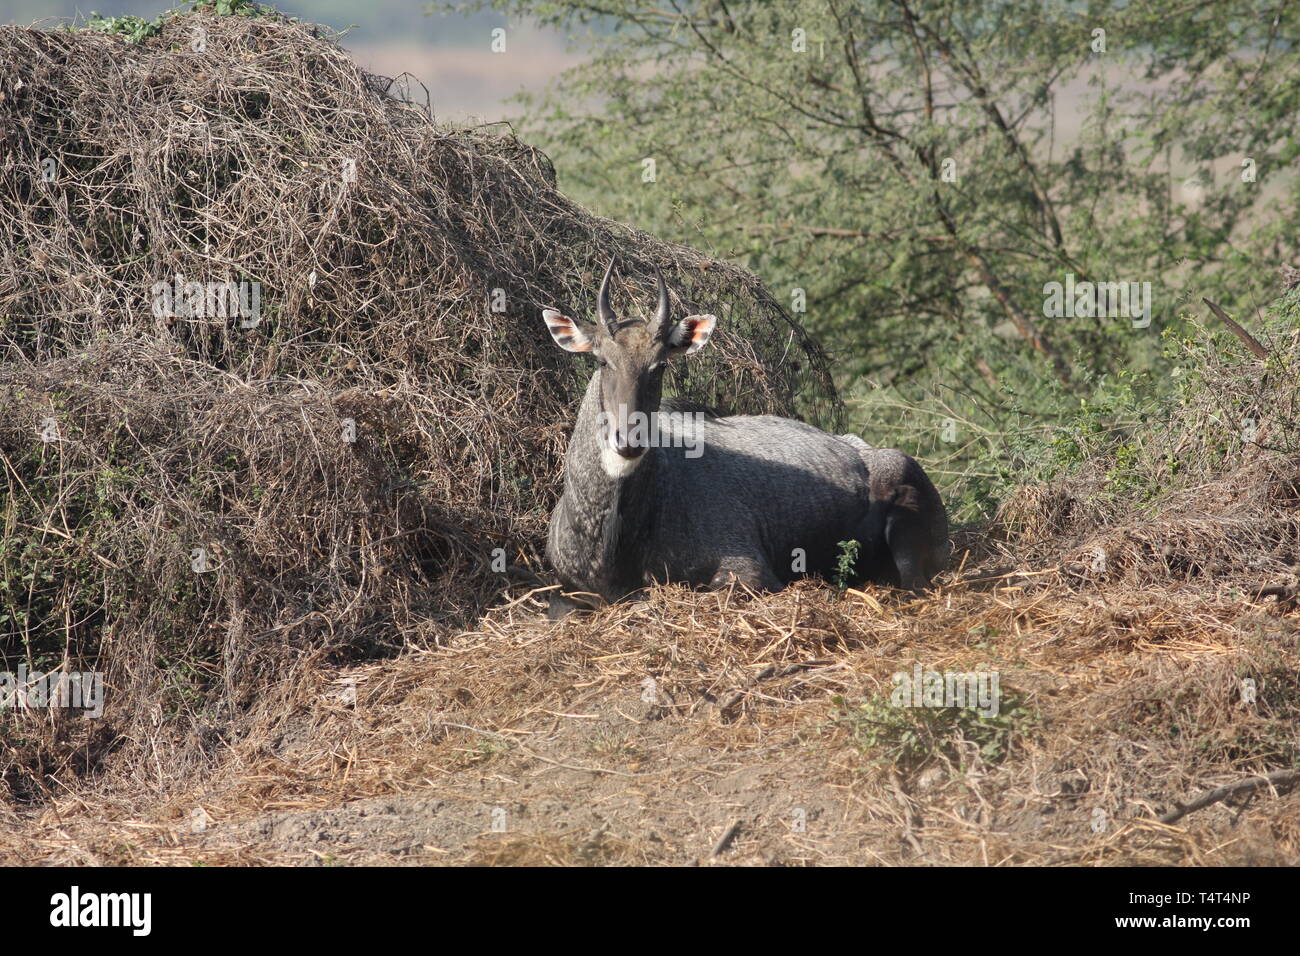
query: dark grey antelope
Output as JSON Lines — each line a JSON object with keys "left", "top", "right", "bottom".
{"left": 542, "top": 258, "right": 948, "bottom": 617}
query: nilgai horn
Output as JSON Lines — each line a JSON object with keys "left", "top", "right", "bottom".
{"left": 541, "top": 257, "right": 948, "bottom": 616}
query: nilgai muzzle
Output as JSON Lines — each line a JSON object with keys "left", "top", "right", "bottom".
{"left": 542, "top": 258, "right": 948, "bottom": 616}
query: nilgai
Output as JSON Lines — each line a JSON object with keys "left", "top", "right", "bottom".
{"left": 542, "top": 258, "right": 947, "bottom": 616}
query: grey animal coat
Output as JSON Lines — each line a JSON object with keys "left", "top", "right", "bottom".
{"left": 546, "top": 374, "right": 949, "bottom": 603}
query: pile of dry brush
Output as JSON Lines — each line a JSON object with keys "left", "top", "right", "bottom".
{"left": 0, "top": 9, "right": 836, "bottom": 801}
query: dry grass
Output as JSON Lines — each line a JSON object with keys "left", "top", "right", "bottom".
{"left": 4, "top": 533, "right": 1295, "bottom": 864}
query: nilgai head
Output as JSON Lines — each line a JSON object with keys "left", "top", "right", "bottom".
{"left": 544, "top": 257, "right": 716, "bottom": 469}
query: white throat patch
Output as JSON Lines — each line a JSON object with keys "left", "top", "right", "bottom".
{"left": 601, "top": 444, "right": 643, "bottom": 479}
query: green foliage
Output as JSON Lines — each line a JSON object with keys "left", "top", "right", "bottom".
{"left": 831, "top": 689, "right": 1035, "bottom": 774}
{"left": 82, "top": 1, "right": 267, "bottom": 44}
{"left": 454, "top": 0, "right": 1300, "bottom": 516}
{"left": 832, "top": 538, "right": 860, "bottom": 590}
{"left": 84, "top": 11, "right": 169, "bottom": 42}
{"left": 958, "top": 287, "right": 1300, "bottom": 528}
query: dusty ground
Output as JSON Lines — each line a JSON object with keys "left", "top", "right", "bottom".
{"left": 5, "top": 522, "right": 1297, "bottom": 866}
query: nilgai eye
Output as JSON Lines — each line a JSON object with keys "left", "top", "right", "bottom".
{"left": 597, "top": 357, "right": 609, "bottom": 368}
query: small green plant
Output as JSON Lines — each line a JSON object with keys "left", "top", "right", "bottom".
{"left": 84, "top": 10, "right": 172, "bottom": 43}
{"left": 831, "top": 690, "right": 1035, "bottom": 774}
{"left": 1104, "top": 441, "right": 1148, "bottom": 497}
{"left": 82, "top": 1, "right": 265, "bottom": 45}
{"left": 586, "top": 726, "right": 639, "bottom": 760}
{"left": 463, "top": 734, "right": 512, "bottom": 764}
{"left": 832, "top": 538, "right": 860, "bottom": 591}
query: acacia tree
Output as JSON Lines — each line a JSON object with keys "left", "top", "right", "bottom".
{"left": 458, "top": 0, "right": 1299, "bottom": 490}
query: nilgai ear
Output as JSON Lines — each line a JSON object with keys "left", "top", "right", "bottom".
{"left": 543, "top": 309, "right": 595, "bottom": 353}
{"left": 668, "top": 314, "right": 716, "bottom": 355}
